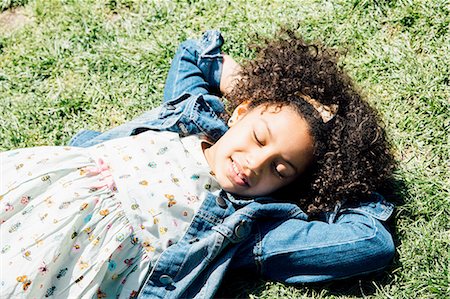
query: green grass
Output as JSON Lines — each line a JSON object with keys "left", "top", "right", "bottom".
{"left": 1, "top": 0, "right": 449, "bottom": 298}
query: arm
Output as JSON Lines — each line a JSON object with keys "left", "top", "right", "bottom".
{"left": 164, "top": 31, "right": 242, "bottom": 100}
{"left": 69, "top": 30, "right": 231, "bottom": 147}
{"left": 163, "top": 30, "right": 225, "bottom": 101}
{"left": 231, "top": 198, "right": 395, "bottom": 283}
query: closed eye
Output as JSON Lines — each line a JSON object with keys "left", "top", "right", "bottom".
{"left": 253, "top": 130, "right": 263, "bottom": 146}
{"left": 272, "top": 162, "right": 285, "bottom": 179}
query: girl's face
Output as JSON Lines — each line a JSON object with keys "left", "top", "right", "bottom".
{"left": 203, "top": 104, "right": 314, "bottom": 197}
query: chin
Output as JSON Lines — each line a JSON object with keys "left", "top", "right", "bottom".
{"left": 226, "top": 187, "right": 259, "bottom": 198}
{"left": 220, "top": 184, "right": 248, "bottom": 197}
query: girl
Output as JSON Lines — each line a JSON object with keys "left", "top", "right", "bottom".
{"left": 0, "top": 30, "right": 395, "bottom": 298}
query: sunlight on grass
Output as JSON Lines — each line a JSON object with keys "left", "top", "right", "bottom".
{"left": 1, "top": 0, "right": 449, "bottom": 298}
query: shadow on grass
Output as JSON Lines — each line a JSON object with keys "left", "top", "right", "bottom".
{"left": 215, "top": 177, "right": 410, "bottom": 299}
{"left": 215, "top": 270, "right": 393, "bottom": 298}
{"left": 1, "top": 0, "right": 29, "bottom": 12}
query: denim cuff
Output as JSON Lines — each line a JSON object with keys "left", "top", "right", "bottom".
{"left": 68, "top": 129, "right": 102, "bottom": 147}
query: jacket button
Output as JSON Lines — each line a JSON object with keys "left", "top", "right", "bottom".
{"left": 159, "top": 274, "right": 173, "bottom": 285}
{"left": 215, "top": 196, "right": 227, "bottom": 208}
{"left": 234, "top": 220, "right": 250, "bottom": 239}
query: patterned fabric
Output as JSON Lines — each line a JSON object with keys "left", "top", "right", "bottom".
{"left": 0, "top": 130, "right": 219, "bottom": 298}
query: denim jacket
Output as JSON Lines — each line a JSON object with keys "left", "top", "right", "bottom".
{"left": 69, "top": 31, "right": 395, "bottom": 299}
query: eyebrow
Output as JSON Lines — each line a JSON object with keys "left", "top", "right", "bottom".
{"left": 261, "top": 118, "right": 298, "bottom": 175}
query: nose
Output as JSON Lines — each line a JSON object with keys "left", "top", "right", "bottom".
{"left": 245, "top": 148, "right": 272, "bottom": 175}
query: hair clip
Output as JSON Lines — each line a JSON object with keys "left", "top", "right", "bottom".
{"left": 296, "top": 92, "right": 338, "bottom": 123}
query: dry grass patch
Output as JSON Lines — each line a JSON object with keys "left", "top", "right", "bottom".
{"left": 0, "top": 7, "right": 32, "bottom": 35}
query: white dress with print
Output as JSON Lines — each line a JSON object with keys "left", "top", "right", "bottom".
{"left": 0, "top": 131, "right": 220, "bottom": 298}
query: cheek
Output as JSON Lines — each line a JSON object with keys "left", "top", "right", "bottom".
{"left": 219, "top": 130, "right": 247, "bottom": 156}
{"left": 260, "top": 176, "right": 285, "bottom": 191}
{"left": 270, "top": 175, "right": 299, "bottom": 192}
{"left": 228, "top": 121, "right": 249, "bottom": 140}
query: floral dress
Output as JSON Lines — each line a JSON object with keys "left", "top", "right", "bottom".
{"left": 0, "top": 130, "right": 220, "bottom": 298}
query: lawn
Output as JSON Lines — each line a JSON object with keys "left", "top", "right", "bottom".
{"left": 1, "top": 0, "right": 449, "bottom": 298}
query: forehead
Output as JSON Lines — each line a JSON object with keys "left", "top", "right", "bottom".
{"left": 248, "top": 104, "right": 305, "bottom": 128}
{"left": 248, "top": 104, "right": 313, "bottom": 167}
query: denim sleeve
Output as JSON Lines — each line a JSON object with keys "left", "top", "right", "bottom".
{"left": 231, "top": 202, "right": 395, "bottom": 283}
{"left": 163, "top": 30, "right": 224, "bottom": 102}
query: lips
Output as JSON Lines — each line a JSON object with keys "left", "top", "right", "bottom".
{"left": 229, "top": 159, "right": 250, "bottom": 187}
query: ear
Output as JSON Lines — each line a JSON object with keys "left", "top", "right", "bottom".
{"left": 228, "top": 101, "right": 250, "bottom": 127}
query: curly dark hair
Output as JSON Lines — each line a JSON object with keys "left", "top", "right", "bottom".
{"left": 226, "top": 31, "right": 395, "bottom": 214}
